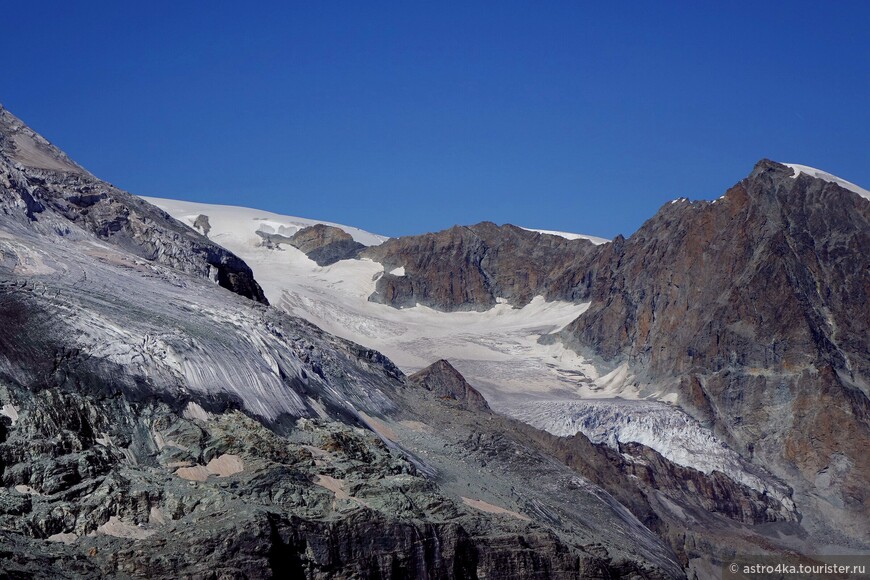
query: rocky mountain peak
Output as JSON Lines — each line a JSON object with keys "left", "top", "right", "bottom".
{"left": 0, "top": 106, "right": 87, "bottom": 175}
{"left": 361, "top": 221, "right": 602, "bottom": 310}
{"left": 409, "top": 360, "right": 491, "bottom": 412}
{"left": 0, "top": 106, "right": 268, "bottom": 303}
{"left": 559, "top": 159, "right": 870, "bottom": 543}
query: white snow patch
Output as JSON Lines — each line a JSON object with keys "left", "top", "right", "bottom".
{"left": 97, "top": 516, "right": 154, "bottom": 540}
{"left": 205, "top": 454, "right": 245, "bottom": 477}
{"left": 461, "top": 497, "right": 531, "bottom": 521}
{"left": 519, "top": 227, "right": 609, "bottom": 245}
{"left": 388, "top": 266, "right": 405, "bottom": 277}
{"left": 784, "top": 164, "right": 870, "bottom": 200}
{"left": 14, "top": 485, "right": 40, "bottom": 496}
{"left": 149, "top": 507, "right": 167, "bottom": 525}
{"left": 142, "top": 197, "right": 388, "bottom": 246}
{"left": 1, "top": 403, "right": 19, "bottom": 425}
{"left": 9, "top": 132, "right": 80, "bottom": 172}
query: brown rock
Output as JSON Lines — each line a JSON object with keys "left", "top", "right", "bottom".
{"left": 361, "top": 222, "right": 602, "bottom": 311}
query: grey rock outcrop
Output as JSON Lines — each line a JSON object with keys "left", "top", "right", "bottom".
{"left": 289, "top": 224, "right": 365, "bottom": 266}
{"left": 192, "top": 214, "right": 211, "bottom": 236}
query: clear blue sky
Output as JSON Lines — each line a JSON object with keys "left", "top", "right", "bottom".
{"left": 2, "top": 1, "right": 868, "bottom": 238}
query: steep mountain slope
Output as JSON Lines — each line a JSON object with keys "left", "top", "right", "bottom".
{"left": 562, "top": 159, "right": 870, "bottom": 546}
{"left": 0, "top": 108, "right": 695, "bottom": 577}
{"left": 0, "top": 105, "right": 266, "bottom": 303}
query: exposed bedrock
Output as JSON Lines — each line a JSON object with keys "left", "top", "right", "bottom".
{"left": 0, "top": 105, "right": 267, "bottom": 304}
{"left": 288, "top": 223, "right": 365, "bottom": 266}
{"left": 361, "top": 222, "right": 601, "bottom": 311}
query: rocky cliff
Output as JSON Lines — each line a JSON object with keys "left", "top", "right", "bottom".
{"left": 408, "top": 360, "right": 491, "bottom": 412}
{"left": 561, "top": 160, "right": 870, "bottom": 546}
{"left": 289, "top": 224, "right": 365, "bottom": 266}
{"left": 361, "top": 222, "right": 601, "bottom": 310}
{"left": 0, "top": 105, "right": 267, "bottom": 303}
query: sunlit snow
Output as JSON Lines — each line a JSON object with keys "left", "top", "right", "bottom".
{"left": 518, "top": 227, "right": 609, "bottom": 245}
{"left": 784, "top": 163, "right": 870, "bottom": 200}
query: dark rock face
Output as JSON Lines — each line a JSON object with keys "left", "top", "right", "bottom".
{"left": 409, "top": 360, "right": 491, "bottom": 412}
{"left": 0, "top": 105, "right": 267, "bottom": 304}
{"left": 289, "top": 224, "right": 365, "bottom": 266}
{"left": 192, "top": 214, "right": 211, "bottom": 236}
{"left": 361, "top": 222, "right": 601, "bottom": 310}
{"left": 360, "top": 159, "right": 870, "bottom": 548}
{"left": 565, "top": 160, "right": 870, "bottom": 378}
{"left": 561, "top": 160, "right": 870, "bottom": 544}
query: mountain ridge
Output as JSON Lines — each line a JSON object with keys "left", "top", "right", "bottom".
{"left": 149, "top": 155, "right": 870, "bottom": 549}
{"left": 1, "top": 105, "right": 868, "bottom": 576}
{"left": 0, "top": 105, "right": 268, "bottom": 304}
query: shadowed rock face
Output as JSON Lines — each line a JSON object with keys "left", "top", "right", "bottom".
{"left": 361, "top": 222, "right": 602, "bottom": 311}
{"left": 0, "top": 105, "right": 267, "bottom": 304}
{"left": 409, "top": 360, "right": 491, "bottom": 412}
{"left": 289, "top": 224, "right": 365, "bottom": 266}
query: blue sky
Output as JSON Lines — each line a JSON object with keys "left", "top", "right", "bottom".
{"left": 2, "top": 1, "right": 868, "bottom": 238}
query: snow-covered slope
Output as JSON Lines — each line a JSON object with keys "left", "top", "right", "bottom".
{"left": 502, "top": 399, "right": 793, "bottom": 505}
{"left": 144, "top": 197, "right": 603, "bottom": 401}
{"left": 142, "top": 196, "right": 388, "bottom": 246}
{"left": 518, "top": 227, "right": 609, "bottom": 245}
{"left": 784, "top": 163, "right": 870, "bottom": 200}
